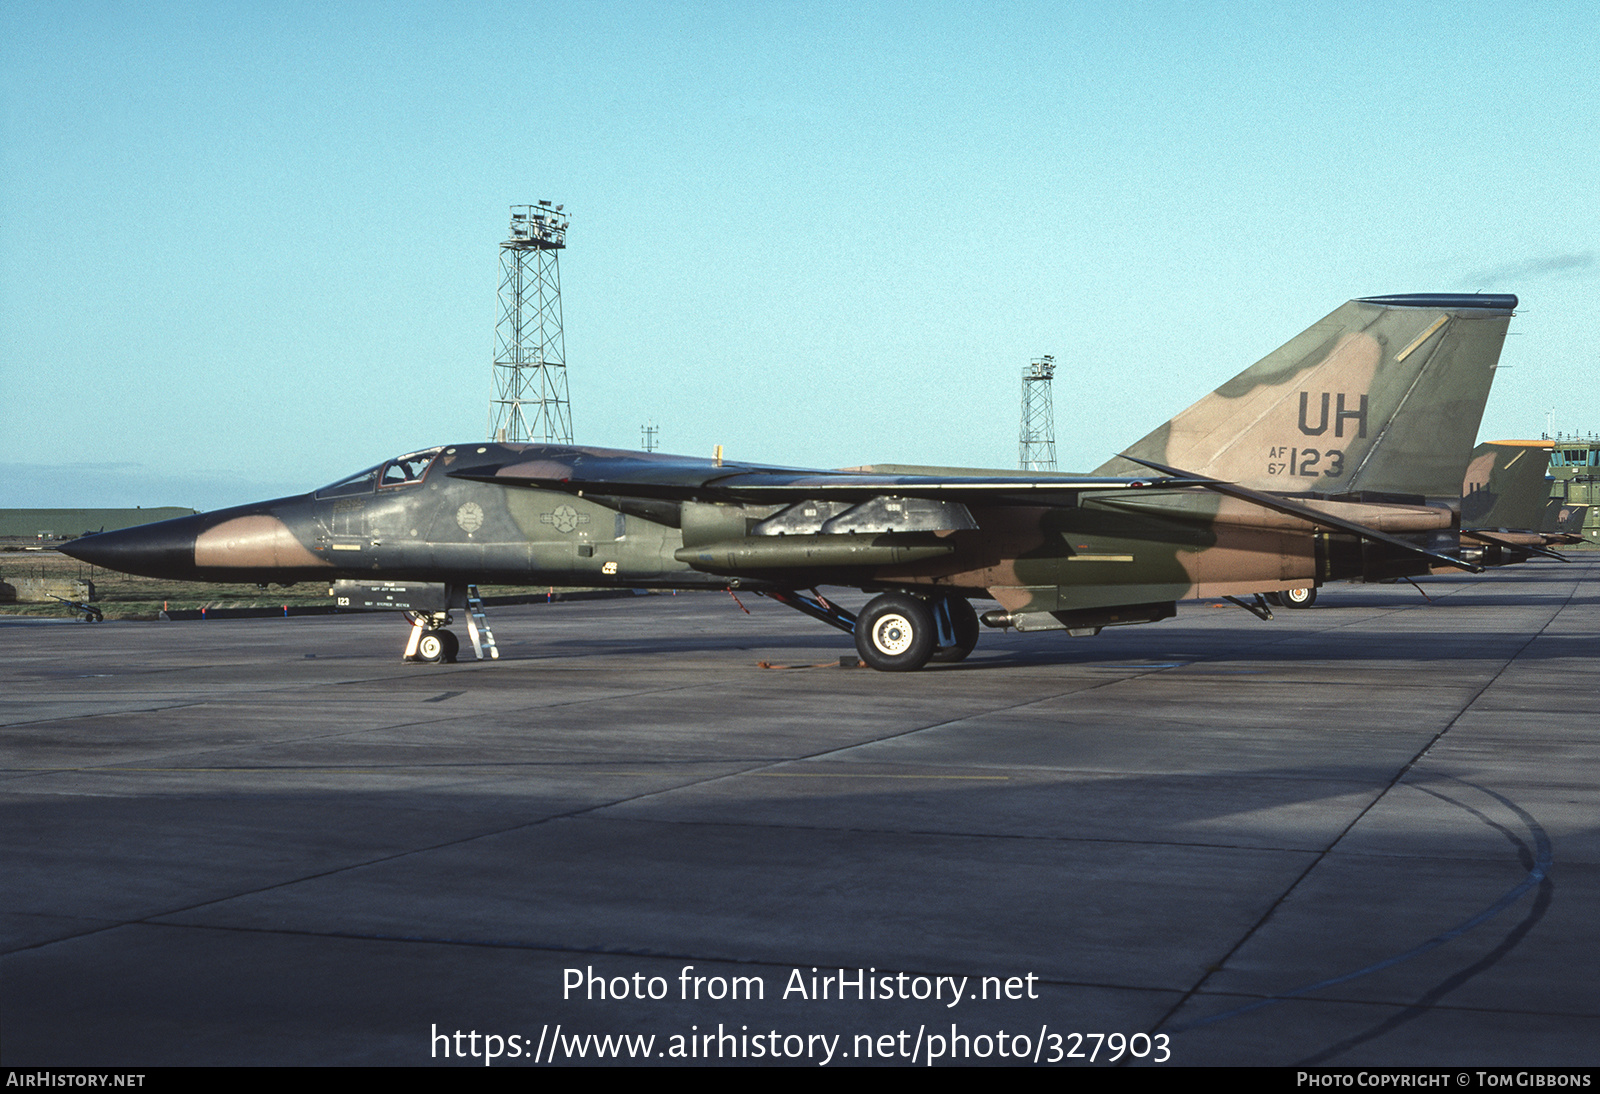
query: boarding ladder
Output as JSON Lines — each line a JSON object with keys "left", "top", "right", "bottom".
{"left": 465, "top": 585, "right": 500, "bottom": 660}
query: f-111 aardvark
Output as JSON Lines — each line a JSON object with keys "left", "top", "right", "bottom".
{"left": 1255, "top": 436, "right": 1569, "bottom": 611}
{"left": 63, "top": 293, "right": 1517, "bottom": 671}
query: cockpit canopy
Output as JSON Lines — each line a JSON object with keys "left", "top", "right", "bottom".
{"left": 315, "top": 447, "right": 443, "bottom": 499}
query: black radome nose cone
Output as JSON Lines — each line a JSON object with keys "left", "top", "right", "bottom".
{"left": 58, "top": 515, "right": 204, "bottom": 580}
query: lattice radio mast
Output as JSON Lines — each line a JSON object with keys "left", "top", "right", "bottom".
{"left": 488, "top": 202, "right": 571, "bottom": 444}
{"left": 1019, "top": 355, "right": 1057, "bottom": 471}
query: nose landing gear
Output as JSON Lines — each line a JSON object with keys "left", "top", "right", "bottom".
{"left": 399, "top": 585, "right": 498, "bottom": 663}
{"left": 403, "top": 611, "right": 460, "bottom": 663}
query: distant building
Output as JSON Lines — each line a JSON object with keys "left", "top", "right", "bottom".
{"left": 1545, "top": 435, "right": 1600, "bottom": 547}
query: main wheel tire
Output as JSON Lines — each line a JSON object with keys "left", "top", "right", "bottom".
{"left": 855, "top": 593, "right": 936, "bottom": 672}
{"left": 930, "top": 597, "right": 981, "bottom": 663}
{"left": 417, "top": 630, "right": 447, "bottom": 663}
{"left": 1263, "top": 592, "right": 1283, "bottom": 607}
{"left": 1281, "top": 586, "right": 1317, "bottom": 608}
{"left": 438, "top": 629, "right": 460, "bottom": 663}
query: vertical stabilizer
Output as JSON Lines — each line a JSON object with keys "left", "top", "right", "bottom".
{"left": 1460, "top": 441, "right": 1554, "bottom": 530}
{"left": 1096, "top": 294, "right": 1516, "bottom": 501}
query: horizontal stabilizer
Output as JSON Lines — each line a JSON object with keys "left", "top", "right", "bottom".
{"left": 1116, "top": 454, "right": 1481, "bottom": 573}
{"left": 1460, "top": 529, "right": 1570, "bottom": 562}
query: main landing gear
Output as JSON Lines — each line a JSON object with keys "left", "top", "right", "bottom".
{"left": 763, "top": 588, "right": 981, "bottom": 672}
{"left": 1264, "top": 587, "right": 1318, "bottom": 609}
{"left": 855, "top": 592, "right": 979, "bottom": 672}
{"left": 930, "top": 596, "right": 980, "bottom": 664}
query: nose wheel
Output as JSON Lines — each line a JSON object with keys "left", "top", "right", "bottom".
{"left": 403, "top": 611, "right": 460, "bottom": 663}
{"left": 416, "top": 628, "right": 460, "bottom": 663}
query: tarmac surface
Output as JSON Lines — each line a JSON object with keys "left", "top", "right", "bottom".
{"left": 2, "top": 561, "right": 1597, "bottom": 1067}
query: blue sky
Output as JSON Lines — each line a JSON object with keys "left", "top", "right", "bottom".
{"left": 3, "top": 1, "right": 1596, "bottom": 509}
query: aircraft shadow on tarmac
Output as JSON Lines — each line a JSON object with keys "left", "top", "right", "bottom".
{"left": 480, "top": 611, "right": 1600, "bottom": 669}
{"left": 425, "top": 562, "right": 1600, "bottom": 670}
{"left": 0, "top": 762, "right": 1575, "bottom": 1067}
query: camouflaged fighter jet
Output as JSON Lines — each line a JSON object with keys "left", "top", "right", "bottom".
{"left": 1257, "top": 437, "right": 1568, "bottom": 609}
{"left": 61, "top": 292, "right": 1517, "bottom": 671}
{"left": 1457, "top": 440, "right": 1576, "bottom": 564}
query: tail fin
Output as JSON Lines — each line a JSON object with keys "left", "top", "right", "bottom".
{"left": 1460, "top": 440, "right": 1553, "bottom": 529}
{"left": 1096, "top": 294, "right": 1517, "bottom": 502}
{"left": 1542, "top": 500, "right": 1588, "bottom": 537}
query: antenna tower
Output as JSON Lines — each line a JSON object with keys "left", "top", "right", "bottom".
{"left": 1019, "top": 355, "right": 1057, "bottom": 471}
{"left": 488, "top": 202, "right": 571, "bottom": 444}
{"left": 641, "top": 422, "right": 659, "bottom": 452}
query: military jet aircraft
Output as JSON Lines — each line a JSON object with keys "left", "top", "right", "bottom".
{"left": 1260, "top": 436, "right": 1568, "bottom": 609}
{"left": 1457, "top": 439, "right": 1576, "bottom": 563}
{"left": 62, "top": 293, "right": 1517, "bottom": 671}
{"left": 1544, "top": 500, "right": 1589, "bottom": 539}
{"left": 1461, "top": 440, "right": 1553, "bottom": 531}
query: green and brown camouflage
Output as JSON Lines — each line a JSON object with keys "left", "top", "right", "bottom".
{"left": 1095, "top": 295, "right": 1513, "bottom": 502}
{"left": 1461, "top": 440, "right": 1554, "bottom": 531}
{"left": 1261, "top": 438, "right": 1567, "bottom": 606}
{"left": 61, "top": 293, "right": 1517, "bottom": 671}
{"left": 1453, "top": 439, "right": 1578, "bottom": 565}
{"left": 1543, "top": 500, "right": 1589, "bottom": 539}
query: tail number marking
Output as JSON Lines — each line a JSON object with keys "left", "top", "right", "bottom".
{"left": 1267, "top": 447, "right": 1345, "bottom": 478}
{"left": 1298, "top": 392, "right": 1368, "bottom": 438}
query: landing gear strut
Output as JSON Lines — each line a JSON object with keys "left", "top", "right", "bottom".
{"left": 398, "top": 584, "right": 499, "bottom": 664}
{"left": 930, "top": 596, "right": 980, "bottom": 663}
{"left": 404, "top": 611, "right": 459, "bottom": 663}
{"left": 766, "top": 588, "right": 980, "bottom": 672}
